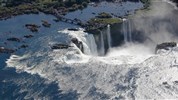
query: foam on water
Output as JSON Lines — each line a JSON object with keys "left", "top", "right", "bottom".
{"left": 4, "top": 0, "right": 178, "bottom": 99}
{"left": 5, "top": 26, "right": 178, "bottom": 99}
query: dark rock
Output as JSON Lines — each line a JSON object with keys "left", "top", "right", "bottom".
{"left": 7, "top": 37, "right": 21, "bottom": 42}
{"left": 92, "top": 12, "right": 96, "bottom": 15}
{"left": 162, "top": 82, "right": 168, "bottom": 85}
{"left": 155, "top": 42, "right": 177, "bottom": 53}
{"left": 71, "top": 38, "right": 78, "bottom": 43}
{"left": 20, "top": 44, "right": 28, "bottom": 49}
{"left": 53, "top": 18, "right": 60, "bottom": 22}
{"left": 51, "top": 44, "right": 73, "bottom": 49}
{"left": 29, "top": 27, "right": 38, "bottom": 32}
{"left": 71, "top": 38, "right": 84, "bottom": 53}
{"left": 68, "top": 28, "right": 79, "bottom": 31}
{"left": 24, "top": 35, "right": 34, "bottom": 38}
{"left": 25, "top": 24, "right": 40, "bottom": 28}
{"left": 174, "top": 81, "right": 178, "bottom": 84}
{"left": 25, "top": 24, "right": 40, "bottom": 32}
{"left": 41, "top": 20, "right": 51, "bottom": 27}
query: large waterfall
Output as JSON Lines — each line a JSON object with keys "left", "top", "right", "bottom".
{"left": 122, "top": 18, "right": 133, "bottom": 43}
{"left": 87, "top": 34, "right": 98, "bottom": 56}
{"left": 123, "top": 18, "right": 128, "bottom": 42}
{"left": 96, "top": 25, "right": 112, "bottom": 56}
{"left": 107, "top": 24, "right": 112, "bottom": 49}
{"left": 3, "top": 0, "right": 178, "bottom": 100}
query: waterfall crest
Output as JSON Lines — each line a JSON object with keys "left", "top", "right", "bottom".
{"left": 122, "top": 18, "right": 133, "bottom": 43}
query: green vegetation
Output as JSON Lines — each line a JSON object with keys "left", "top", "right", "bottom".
{"left": 88, "top": 12, "right": 122, "bottom": 24}
{"left": 0, "top": 0, "right": 90, "bottom": 7}
{"left": 89, "top": 18, "right": 122, "bottom": 24}
{"left": 97, "top": 12, "right": 112, "bottom": 18}
{"left": 0, "top": 0, "right": 91, "bottom": 20}
{"left": 85, "top": 12, "right": 122, "bottom": 31}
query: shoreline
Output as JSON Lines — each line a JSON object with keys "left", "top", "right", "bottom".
{"left": 0, "top": 0, "right": 90, "bottom": 21}
{"left": 0, "top": 0, "right": 148, "bottom": 21}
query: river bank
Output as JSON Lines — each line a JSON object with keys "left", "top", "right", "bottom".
{"left": 0, "top": 0, "right": 90, "bottom": 20}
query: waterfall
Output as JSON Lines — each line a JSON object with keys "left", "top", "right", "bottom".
{"left": 100, "top": 31, "right": 105, "bottom": 56}
{"left": 123, "top": 18, "right": 128, "bottom": 42}
{"left": 66, "top": 28, "right": 98, "bottom": 56}
{"left": 128, "top": 19, "right": 132, "bottom": 42}
{"left": 107, "top": 24, "right": 112, "bottom": 49}
{"left": 122, "top": 18, "right": 132, "bottom": 43}
{"left": 87, "top": 34, "right": 98, "bottom": 56}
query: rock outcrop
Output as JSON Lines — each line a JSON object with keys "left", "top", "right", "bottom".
{"left": 25, "top": 24, "right": 40, "bottom": 32}
{"left": 51, "top": 44, "right": 73, "bottom": 49}
{"left": 24, "top": 35, "right": 34, "bottom": 38}
{"left": 19, "top": 45, "right": 28, "bottom": 49}
{"left": 155, "top": 42, "right": 177, "bottom": 53}
{"left": 51, "top": 38, "right": 84, "bottom": 53}
{"left": 67, "top": 28, "right": 79, "bottom": 31}
{"left": 41, "top": 20, "right": 51, "bottom": 27}
{"left": 7, "top": 37, "right": 21, "bottom": 42}
{"left": 71, "top": 38, "right": 84, "bottom": 53}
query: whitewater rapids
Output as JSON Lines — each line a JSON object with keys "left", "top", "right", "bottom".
{"left": 5, "top": 28, "right": 178, "bottom": 99}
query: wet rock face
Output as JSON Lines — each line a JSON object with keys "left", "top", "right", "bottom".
{"left": 155, "top": 42, "right": 177, "bottom": 53}
{"left": 50, "top": 38, "right": 84, "bottom": 53}
{"left": 71, "top": 38, "right": 84, "bottom": 53}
